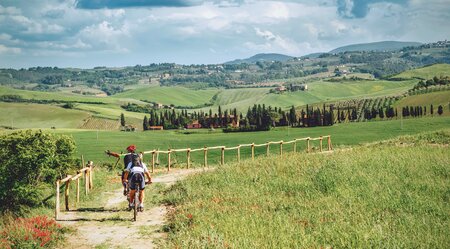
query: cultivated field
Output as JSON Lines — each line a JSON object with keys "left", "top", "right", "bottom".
{"left": 393, "top": 63, "right": 450, "bottom": 79}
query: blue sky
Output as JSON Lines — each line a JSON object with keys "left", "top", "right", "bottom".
{"left": 0, "top": 0, "right": 449, "bottom": 68}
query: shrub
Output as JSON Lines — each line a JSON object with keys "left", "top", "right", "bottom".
{"left": 0, "top": 216, "right": 68, "bottom": 248}
{"left": 0, "top": 130, "right": 77, "bottom": 214}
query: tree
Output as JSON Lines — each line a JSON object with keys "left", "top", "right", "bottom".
{"left": 430, "top": 104, "right": 434, "bottom": 116}
{"left": 120, "top": 113, "right": 126, "bottom": 126}
{"left": 0, "top": 130, "right": 76, "bottom": 213}
{"left": 143, "top": 116, "right": 148, "bottom": 131}
{"left": 437, "top": 105, "right": 443, "bottom": 115}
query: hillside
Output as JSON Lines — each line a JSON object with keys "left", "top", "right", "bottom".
{"left": 391, "top": 63, "right": 450, "bottom": 79}
{"left": 163, "top": 130, "right": 450, "bottom": 248}
{"left": 330, "top": 41, "right": 422, "bottom": 53}
{"left": 225, "top": 53, "right": 293, "bottom": 64}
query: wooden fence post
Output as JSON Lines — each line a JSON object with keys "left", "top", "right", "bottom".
{"left": 81, "top": 155, "right": 85, "bottom": 170}
{"left": 151, "top": 150, "right": 155, "bottom": 173}
{"left": 251, "top": 143, "right": 255, "bottom": 160}
{"left": 88, "top": 161, "right": 93, "bottom": 189}
{"left": 266, "top": 143, "right": 270, "bottom": 156}
{"left": 320, "top": 136, "right": 323, "bottom": 152}
{"left": 84, "top": 169, "right": 89, "bottom": 195}
{"left": 55, "top": 180, "right": 60, "bottom": 220}
{"left": 76, "top": 171, "right": 80, "bottom": 204}
{"left": 280, "top": 141, "right": 283, "bottom": 157}
{"left": 204, "top": 146, "right": 208, "bottom": 168}
{"left": 64, "top": 179, "right": 71, "bottom": 211}
{"left": 187, "top": 149, "right": 191, "bottom": 169}
{"left": 237, "top": 145, "right": 241, "bottom": 163}
{"left": 168, "top": 149, "right": 171, "bottom": 172}
{"left": 221, "top": 147, "right": 225, "bottom": 165}
{"left": 328, "top": 135, "right": 332, "bottom": 151}
{"left": 307, "top": 138, "right": 310, "bottom": 153}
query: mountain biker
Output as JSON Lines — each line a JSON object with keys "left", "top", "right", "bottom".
{"left": 105, "top": 145, "right": 139, "bottom": 195}
{"left": 123, "top": 153, "right": 152, "bottom": 211}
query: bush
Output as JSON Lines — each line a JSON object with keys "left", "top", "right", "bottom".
{"left": 0, "top": 130, "right": 77, "bottom": 214}
{"left": 0, "top": 216, "right": 68, "bottom": 248}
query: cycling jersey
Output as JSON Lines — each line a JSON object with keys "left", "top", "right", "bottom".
{"left": 125, "top": 162, "right": 149, "bottom": 174}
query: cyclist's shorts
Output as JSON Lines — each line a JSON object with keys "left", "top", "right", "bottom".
{"left": 129, "top": 172, "right": 145, "bottom": 190}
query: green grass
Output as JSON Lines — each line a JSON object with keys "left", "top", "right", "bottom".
{"left": 307, "top": 79, "right": 416, "bottom": 100}
{"left": 162, "top": 131, "right": 450, "bottom": 248}
{"left": 0, "top": 102, "right": 91, "bottom": 129}
{"left": 39, "top": 116, "right": 450, "bottom": 164}
{"left": 394, "top": 90, "right": 450, "bottom": 115}
{"left": 392, "top": 63, "right": 450, "bottom": 79}
{"left": 114, "top": 86, "right": 219, "bottom": 106}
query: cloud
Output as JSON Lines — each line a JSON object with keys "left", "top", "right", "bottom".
{"left": 75, "top": 0, "right": 203, "bottom": 9}
{"left": 337, "top": 0, "right": 408, "bottom": 18}
{"left": 0, "top": 44, "right": 21, "bottom": 54}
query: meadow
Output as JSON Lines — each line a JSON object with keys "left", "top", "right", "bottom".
{"left": 162, "top": 131, "right": 450, "bottom": 248}
{"left": 392, "top": 63, "right": 450, "bottom": 79}
{"left": 49, "top": 116, "right": 450, "bottom": 164}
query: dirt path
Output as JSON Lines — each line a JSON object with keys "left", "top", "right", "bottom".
{"left": 57, "top": 168, "right": 205, "bottom": 249}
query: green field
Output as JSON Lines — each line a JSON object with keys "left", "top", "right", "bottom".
{"left": 41, "top": 116, "right": 450, "bottom": 163}
{"left": 0, "top": 102, "right": 91, "bottom": 129}
{"left": 162, "top": 132, "right": 450, "bottom": 248}
{"left": 115, "top": 86, "right": 219, "bottom": 106}
{"left": 394, "top": 90, "right": 450, "bottom": 115}
{"left": 392, "top": 63, "right": 450, "bottom": 79}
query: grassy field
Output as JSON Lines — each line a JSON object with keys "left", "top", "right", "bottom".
{"left": 114, "top": 86, "right": 219, "bottom": 106}
{"left": 0, "top": 102, "right": 91, "bottom": 129}
{"left": 162, "top": 131, "right": 450, "bottom": 248}
{"left": 394, "top": 90, "right": 450, "bottom": 115}
{"left": 38, "top": 116, "right": 450, "bottom": 164}
{"left": 392, "top": 63, "right": 450, "bottom": 79}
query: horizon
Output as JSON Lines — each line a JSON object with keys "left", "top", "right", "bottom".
{"left": 0, "top": 0, "right": 449, "bottom": 69}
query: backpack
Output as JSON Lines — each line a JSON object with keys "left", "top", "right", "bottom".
{"left": 130, "top": 154, "right": 143, "bottom": 169}
{"left": 124, "top": 153, "right": 135, "bottom": 169}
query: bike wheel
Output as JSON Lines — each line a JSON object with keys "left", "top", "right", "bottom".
{"left": 133, "top": 184, "right": 139, "bottom": 221}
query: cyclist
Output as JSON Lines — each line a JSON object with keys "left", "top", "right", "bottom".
{"left": 123, "top": 153, "right": 152, "bottom": 211}
{"left": 106, "top": 145, "right": 138, "bottom": 195}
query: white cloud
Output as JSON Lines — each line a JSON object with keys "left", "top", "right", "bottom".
{"left": 0, "top": 44, "right": 21, "bottom": 54}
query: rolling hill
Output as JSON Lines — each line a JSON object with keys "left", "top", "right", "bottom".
{"left": 330, "top": 41, "right": 422, "bottom": 53}
{"left": 225, "top": 53, "right": 293, "bottom": 64}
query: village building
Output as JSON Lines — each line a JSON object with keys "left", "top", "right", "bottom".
{"left": 185, "top": 120, "right": 202, "bottom": 129}
{"left": 149, "top": 126, "right": 164, "bottom": 130}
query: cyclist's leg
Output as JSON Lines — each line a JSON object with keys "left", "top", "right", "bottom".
{"left": 138, "top": 173, "right": 145, "bottom": 208}
{"left": 129, "top": 173, "right": 138, "bottom": 207}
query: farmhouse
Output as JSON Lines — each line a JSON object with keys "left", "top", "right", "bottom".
{"left": 120, "top": 125, "right": 136, "bottom": 132}
{"left": 149, "top": 126, "right": 164, "bottom": 130}
{"left": 185, "top": 120, "right": 202, "bottom": 129}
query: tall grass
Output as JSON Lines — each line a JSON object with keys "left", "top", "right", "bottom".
{"left": 163, "top": 133, "right": 450, "bottom": 248}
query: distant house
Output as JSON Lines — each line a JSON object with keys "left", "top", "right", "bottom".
{"left": 185, "top": 120, "right": 202, "bottom": 129}
{"left": 121, "top": 125, "right": 136, "bottom": 132}
{"left": 149, "top": 126, "right": 164, "bottom": 130}
{"left": 160, "top": 73, "right": 171, "bottom": 79}
{"left": 275, "top": 86, "right": 286, "bottom": 92}
{"left": 153, "top": 103, "right": 163, "bottom": 109}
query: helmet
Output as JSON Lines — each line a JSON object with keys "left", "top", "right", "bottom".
{"left": 126, "top": 145, "right": 136, "bottom": 152}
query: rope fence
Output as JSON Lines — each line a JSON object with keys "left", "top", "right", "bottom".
{"left": 140, "top": 135, "right": 333, "bottom": 173}
{"left": 55, "top": 157, "right": 94, "bottom": 220}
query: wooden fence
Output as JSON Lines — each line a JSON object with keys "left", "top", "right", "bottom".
{"left": 142, "top": 135, "right": 332, "bottom": 173}
{"left": 55, "top": 158, "right": 94, "bottom": 220}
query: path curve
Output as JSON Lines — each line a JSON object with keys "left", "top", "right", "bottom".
{"left": 57, "top": 168, "right": 205, "bottom": 249}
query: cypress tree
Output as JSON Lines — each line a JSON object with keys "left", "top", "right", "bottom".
{"left": 143, "top": 116, "right": 148, "bottom": 131}
{"left": 120, "top": 113, "right": 126, "bottom": 126}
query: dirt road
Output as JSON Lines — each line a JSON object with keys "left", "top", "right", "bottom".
{"left": 58, "top": 168, "right": 205, "bottom": 249}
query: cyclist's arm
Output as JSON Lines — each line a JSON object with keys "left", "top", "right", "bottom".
{"left": 142, "top": 163, "right": 152, "bottom": 183}
{"left": 105, "top": 150, "right": 122, "bottom": 158}
{"left": 123, "top": 162, "right": 132, "bottom": 182}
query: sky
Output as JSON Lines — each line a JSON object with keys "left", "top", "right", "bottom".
{"left": 0, "top": 0, "right": 449, "bottom": 68}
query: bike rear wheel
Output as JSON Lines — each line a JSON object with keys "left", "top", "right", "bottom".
{"left": 133, "top": 183, "right": 139, "bottom": 221}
